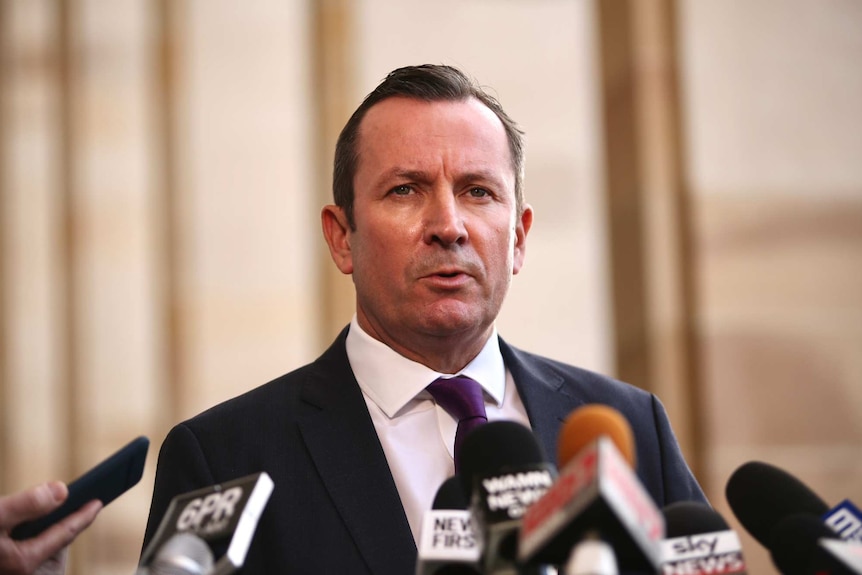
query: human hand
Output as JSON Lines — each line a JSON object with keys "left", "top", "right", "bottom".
{"left": 0, "top": 481, "right": 102, "bottom": 575}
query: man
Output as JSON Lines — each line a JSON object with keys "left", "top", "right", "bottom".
{"left": 143, "top": 64, "right": 705, "bottom": 574}
{"left": 0, "top": 482, "right": 102, "bottom": 575}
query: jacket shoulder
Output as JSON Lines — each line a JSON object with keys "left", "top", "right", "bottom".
{"left": 502, "top": 342, "right": 653, "bottom": 407}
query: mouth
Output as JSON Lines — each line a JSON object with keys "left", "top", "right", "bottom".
{"left": 428, "top": 268, "right": 466, "bottom": 279}
{"left": 420, "top": 268, "right": 473, "bottom": 289}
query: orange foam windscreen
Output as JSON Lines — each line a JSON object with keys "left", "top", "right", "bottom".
{"left": 557, "top": 404, "right": 636, "bottom": 469}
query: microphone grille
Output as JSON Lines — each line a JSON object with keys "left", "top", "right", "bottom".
{"left": 663, "top": 501, "right": 729, "bottom": 537}
{"left": 433, "top": 475, "right": 468, "bottom": 510}
{"left": 725, "top": 461, "right": 828, "bottom": 546}
{"left": 150, "top": 532, "right": 214, "bottom": 575}
{"left": 458, "top": 420, "right": 548, "bottom": 499}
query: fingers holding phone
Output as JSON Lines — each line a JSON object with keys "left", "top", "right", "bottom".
{"left": 0, "top": 481, "right": 102, "bottom": 575}
{"left": 1, "top": 436, "right": 147, "bottom": 575}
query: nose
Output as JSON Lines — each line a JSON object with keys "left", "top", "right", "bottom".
{"left": 423, "top": 192, "right": 467, "bottom": 247}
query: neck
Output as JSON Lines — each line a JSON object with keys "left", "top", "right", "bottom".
{"left": 356, "top": 317, "right": 493, "bottom": 374}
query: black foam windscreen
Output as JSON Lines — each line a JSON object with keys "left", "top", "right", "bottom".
{"left": 725, "top": 461, "right": 829, "bottom": 547}
{"left": 457, "top": 421, "right": 548, "bottom": 500}
{"left": 433, "top": 476, "right": 468, "bottom": 511}
{"left": 768, "top": 513, "right": 839, "bottom": 575}
{"left": 663, "top": 501, "right": 730, "bottom": 538}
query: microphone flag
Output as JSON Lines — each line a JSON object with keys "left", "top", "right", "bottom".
{"left": 139, "top": 472, "right": 273, "bottom": 574}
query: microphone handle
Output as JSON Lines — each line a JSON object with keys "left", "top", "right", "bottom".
{"left": 565, "top": 536, "right": 618, "bottom": 575}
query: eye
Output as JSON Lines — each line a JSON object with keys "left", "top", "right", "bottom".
{"left": 468, "top": 187, "right": 491, "bottom": 198}
{"left": 389, "top": 185, "right": 413, "bottom": 196}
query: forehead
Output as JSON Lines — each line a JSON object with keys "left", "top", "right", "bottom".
{"left": 354, "top": 96, "right": 514, "bottom": 179}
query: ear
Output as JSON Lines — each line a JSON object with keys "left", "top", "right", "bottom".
{"left": 321, "top": 205, "right": 354, "bottom": 274}
{"left": 512, "top": 204, "right": 533, "bottom": 275}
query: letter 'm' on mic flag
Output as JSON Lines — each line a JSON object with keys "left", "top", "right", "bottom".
{"left": 824, "top": 500, "right": 862, "bottom": 544}
{"left": 139, "top": 472, "right": 273, "bottom": 575}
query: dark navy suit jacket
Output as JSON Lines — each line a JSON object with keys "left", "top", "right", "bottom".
{"left": 142, "top": 327, "right": 706, "bottom": 574}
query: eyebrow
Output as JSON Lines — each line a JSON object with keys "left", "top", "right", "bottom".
{"left": 386, "top": 169, "right": 430, "bottom": 184}
{"left": 377, "top": 168, "right": 508, "bottom": 188}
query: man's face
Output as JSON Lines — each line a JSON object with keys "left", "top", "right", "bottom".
{"left": 324, "top": 96, "right": 532, "bottom": 360}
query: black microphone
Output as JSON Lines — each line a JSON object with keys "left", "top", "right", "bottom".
{"left": 725, "top": 461, "right": 862, "bottom": 574}
{"left": 664, "top": 501, "right": 728, "bottom": 537}
{"left": 727, "top": 460, "right": 862, "bottom": 548}
{"left": 725, "top": 461, "right": 829, "bottom": 548}
{"left": 416, "top": 476, "right": 483, "bottom": 575}
{"left": 660, "top": 501, "right": 748, "bottom": 574}
{"left": 518, "top": 405, "right": 663, "bottom": 573}
{"left": 139, "top": 472, "right": 273, "bottom": 575}
{"left": 459, "top": 420, "right": 556, "bottom": 575}
{"left": 435, "top": 475, "right": 471, "bottom": 511}
{"left": 769, "top": 514, "right": 862, "bottom": 575}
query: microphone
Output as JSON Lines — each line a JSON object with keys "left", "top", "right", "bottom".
{"left": 725, "top": 461, "right": 862, "bottom": 574}
{"left": 435, "top": 475, "right": 471, "bottom": 511}
{"left": 727, "top": 460, "right": 862, "bottom": 548}
{"left": 725, "top": 461, "right": 829, "bottom": 549}
{"left": 555, "top": 405, "right": 636, "bottom": 470}
{"left": 459, "top": 420, "right": 556, "bottom": 575}
{"left": 518, "top": 404, "right": 664, "bottom": 573}
{"left": 139, "top": 472, "right": 274, "bottom": 575}
{"left": 563, "top": 537, "right": 618, "bottom": 575}
{"left": 769, "top": 514, "right": 862, "bottom": 575}
{"left": 147, "top": 532, "right": 214, "bottom": 575}
{"left": 415, "top": 476, "right": 482, "bottom": 575}
{"left": 660, "top": 501, "right": 748, "bottom": 574}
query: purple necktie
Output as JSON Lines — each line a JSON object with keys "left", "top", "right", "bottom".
{"left": 426, "top": 375, "right": 488, "bottom": 472}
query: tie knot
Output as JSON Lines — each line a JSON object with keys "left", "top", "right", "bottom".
{"left": 426, "top": 376, "right": 487, "bottom": 422}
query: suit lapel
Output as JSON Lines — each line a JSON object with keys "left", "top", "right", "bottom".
{"left": 290, "top": 331, "right": 579, "bottom": 573}
{"left": 499, "top": 338, "right": 584, "bottom": 466}
{"left": 297, "top": 331, "right": 416, "bottom": 575}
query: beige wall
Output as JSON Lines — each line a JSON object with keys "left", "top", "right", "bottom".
{"left": 680, "top": 0, "right": 862, "bottom": 571}
{"left": 1, "top": 1, "right": 860, "bottom": 574}
{"left": 1, "top": 1, "right": 321, "bottom": 572}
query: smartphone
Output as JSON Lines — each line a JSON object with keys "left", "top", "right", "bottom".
{"left": 11, "top": 435, "right": 149, "bottom": 540}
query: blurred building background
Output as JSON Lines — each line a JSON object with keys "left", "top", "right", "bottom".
{"left": 1, "top": 0, "right": 860, "bottom": 573}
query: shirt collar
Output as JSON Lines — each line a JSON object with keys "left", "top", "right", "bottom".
{"left": 345, "top": 316, "right": 506, "bottom": 419}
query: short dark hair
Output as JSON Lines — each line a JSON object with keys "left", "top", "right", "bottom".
{"left": 332, "top": 64, "right": 525, "bottom": 229}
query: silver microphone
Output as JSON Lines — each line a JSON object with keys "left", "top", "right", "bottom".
{"left": 149, "top": 532, "right": 214, "bottom": 575}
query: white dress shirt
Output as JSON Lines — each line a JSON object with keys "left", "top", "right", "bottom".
{"left": 345, "top": 316, "right": 532, "bottom": 544}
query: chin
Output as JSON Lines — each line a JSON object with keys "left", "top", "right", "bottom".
{"left": 418, "top": 306, "right": 492, "bottom": 338}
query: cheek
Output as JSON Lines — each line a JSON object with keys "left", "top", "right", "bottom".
{"left": 478, "top": 241, "right": 515, "bottom": 281}
{"left": 491, "top": 223, "right": 517, "bottom": 260}
{"left": 352, "top": 236, "right": 407, "bottom": 286}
